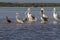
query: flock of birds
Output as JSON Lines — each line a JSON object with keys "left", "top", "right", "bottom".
{"left": 6, "top": 7, "right": 60, "bottom": 24}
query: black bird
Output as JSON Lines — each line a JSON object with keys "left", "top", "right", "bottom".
{"left": 6, "top": 16, "right": 11, "bottom": 23}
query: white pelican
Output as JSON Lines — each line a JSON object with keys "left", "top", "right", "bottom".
{"left": 6, "top": 16, "right": 11, "bottom": 23}
{"left": 26, "top": 8, "right": 37, "bottom": 22}
{"left": 40, "top": 8, "right": 48, "bottom": 23}
{"left": 53, "top": 8, "right": 60, "bottom": 21}
{"left": 16, "top": 12, "right": 27, "bottom": 23}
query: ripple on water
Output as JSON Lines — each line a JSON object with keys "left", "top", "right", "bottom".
{"left": 0, "top": 21, "right": 60, "bottom": 40}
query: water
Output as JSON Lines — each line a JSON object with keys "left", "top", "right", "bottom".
{"left": 0, "top": 7, "right": 60, "bottom": 40}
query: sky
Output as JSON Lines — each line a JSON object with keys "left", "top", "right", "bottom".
{"left": 0, "top": 0, "right": 60, "bottom": 3}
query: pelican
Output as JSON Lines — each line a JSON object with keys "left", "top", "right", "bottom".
{"left": 53, "top": 8, "right": 60, "bottom": 21}
{"left": 40, "top": 8, "right": 48, "bottom": 23}
{"left": 26, "top": 8, "right": 37, "bottom": 22}
{"left": 16, "top": 12, "right": 27, "bottom": 24}
{"left": 6, "top": 16, "right": 11, "bottom": 23}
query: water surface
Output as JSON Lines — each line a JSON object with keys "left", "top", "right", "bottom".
{"left": 0, "top": 7, "right": 60, "bottom": 40}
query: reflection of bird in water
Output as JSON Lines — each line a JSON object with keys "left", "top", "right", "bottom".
{"left": 6, "top": 16, "right": 11, "bottom": 23}
{"left": 26, "top": 8, "right": 37, "bottom": 22}
{"left": 53, "top": 20, "right": 58, "bottom": 24}
{"left": 53, "top": 8, "right": 60, "bottom": 21}
{"left": 40, "top": 8, "right": 48, "bottom": 23}
{"left": 16, "top": 12, "right": 27, "bottom": 24}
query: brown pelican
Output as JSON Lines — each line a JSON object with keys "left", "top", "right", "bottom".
{"left": 40, "top": 8, "right": 48, "bottom": 23}
{"left": 26, "top": 8, "right": 37, "bottom": 22}
{"left": 6, "top": 16, "right": 11, "bottom": 23}
{"left": 16, "top": 12, "right": 27, "bottom": 24}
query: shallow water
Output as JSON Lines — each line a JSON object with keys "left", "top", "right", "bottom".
{"left": 0, "top": 21, "right": 60, "bottom": 40}
{"left": 0, "top": 7, "right": 60, "bottom": 40}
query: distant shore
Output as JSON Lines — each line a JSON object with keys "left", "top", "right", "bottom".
{"left": 0, "top": 2, "right": 60, "bottom": 7}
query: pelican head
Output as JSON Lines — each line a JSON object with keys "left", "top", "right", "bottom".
{"left": 28, "top": 8, "right": 30, "bottom": 11}
{"left": 16, "top": 12, "right": 19, "bottom": 18}
{"left": 54, "top": 8, "right": 56, "bottom": 11}
{"left": 16, "top": 12, "right": 19, "bottom": 16}
{"left": 53, "top": 7, "right": 56, "bottom": 13}
{"left": 40, "top": 8, "right": 45, "bottom": 15}
{"left": 41, "top": 8, "right": 44, "bottom": 11}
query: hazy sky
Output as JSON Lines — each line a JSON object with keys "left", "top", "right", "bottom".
{"left": 0, "top": 0, "right": 60, "bottom": 3}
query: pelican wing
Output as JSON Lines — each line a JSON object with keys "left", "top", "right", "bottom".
{"left": 43, "top": 14, "right": 48, "bottom": 19}
{"left": 31, "top": 15, "right": 35, "bottom": 19}
{"left": 16, "top": 19, "right": 24, "bottom": 23}
{"left": 23, "top": 17, "right": 27, "bottom": 22}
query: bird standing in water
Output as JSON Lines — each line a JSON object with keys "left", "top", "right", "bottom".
{"left": 53, "top": 8, "right": 60, "bottom": 21}
{"left": 40, "top": 8, "right": 48, "bottom": 23}
{"left": 26, "top": 8, "right": 37, "bottom": 22}
{"left": 6, "top": 16, "right": 11, "bottom": 23}
{"left": 16, "top": 12, "right": 27, "bottom": 24}
{"left": 53, "top": 8, "right": 60, "bottom": 24}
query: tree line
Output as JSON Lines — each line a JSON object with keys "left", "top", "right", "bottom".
{"left": 0, "top": 2, "right": 60, "bottom": 7}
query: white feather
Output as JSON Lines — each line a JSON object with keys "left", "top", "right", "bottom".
{"left": 40, "top": 8, "right": 48, "bottom": 21}
{"left": 53, "top": 8, "right": 59, "bottom": 20}
{"left": 16, "top": 12, "right": 24, "bottom": 23}
{"left": 27, "top": 8, "right": 37, "bottom": 22}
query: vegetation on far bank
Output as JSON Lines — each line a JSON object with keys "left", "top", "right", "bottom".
{"left": 0, "top": 2, "right": 60, "bottom": 7}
